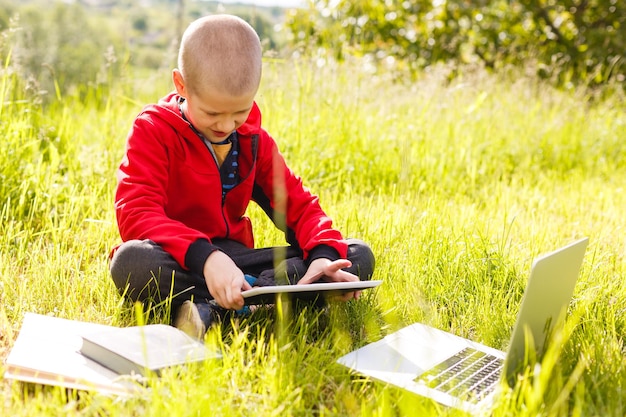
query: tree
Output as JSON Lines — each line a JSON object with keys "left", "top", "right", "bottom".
{"left": 285, "top": 0, "right": 626, "bottom": 88}
{"left": 523, "top": 0, "right": 625, "bottom": 85}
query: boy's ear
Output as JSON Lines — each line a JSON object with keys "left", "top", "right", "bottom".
{"left": 172, "top": 69, "right": 187, "bottom": 98}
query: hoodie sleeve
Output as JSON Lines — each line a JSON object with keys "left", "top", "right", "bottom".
{"left": 252, "top": 132, "right": 348, "bottom": 261}
{"left": 114, "top": 108, "right": 219, "bottom": 274}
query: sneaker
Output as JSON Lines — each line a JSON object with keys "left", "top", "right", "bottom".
{"left": 174, "top": 300, "right": 214, "bottom": 340}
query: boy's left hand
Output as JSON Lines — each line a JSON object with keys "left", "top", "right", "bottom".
{"left": 298, "top": 258, "right": 361, "bottom": 300}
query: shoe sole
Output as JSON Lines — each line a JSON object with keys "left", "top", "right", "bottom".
{"left": 174, "top": 301, "right": 207, "bottom": 340}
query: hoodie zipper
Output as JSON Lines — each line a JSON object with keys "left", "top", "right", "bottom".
{"left": 179, "top": 100, "right": 234, "bottom": 238}
{"left": 204, "top": 134, "right": 258, "bottom": 239}
{"left": 203, "top": 139, "right": 231, "bottom": 238}
{"left": 179, "top": 99, "right": 259, "bottom": 239}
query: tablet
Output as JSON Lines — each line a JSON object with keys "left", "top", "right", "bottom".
{"left": 241, "top": 280, "right": 383, "bottom": 305}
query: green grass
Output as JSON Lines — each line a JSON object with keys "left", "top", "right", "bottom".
{"left": 1, "top": 58, "right": 625, "bottom": 416}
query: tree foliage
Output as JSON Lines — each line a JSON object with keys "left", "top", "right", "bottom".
{"left": 0, "top": 1, "right": 284, "bottom": 101}
{"left": 285, "top": 0, "right": 625, "bottom": 88}
{"left": 1, "top": 2, "right": 125, "bottom": 102}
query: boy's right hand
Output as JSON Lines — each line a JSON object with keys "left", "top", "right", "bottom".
{"left": 202, "top": 251, "right": 252, "bottom": 310}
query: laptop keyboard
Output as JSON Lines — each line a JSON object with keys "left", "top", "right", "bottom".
{"left": 414, "top": 347, "right": 503, "bottom": 402}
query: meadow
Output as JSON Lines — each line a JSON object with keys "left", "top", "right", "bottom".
{"left": 1, "top": 57, "right": 625, "bottom": 416}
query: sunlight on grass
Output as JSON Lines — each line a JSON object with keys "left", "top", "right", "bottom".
{"left": 1, "top": 58, "right": 625, "bottom": 416}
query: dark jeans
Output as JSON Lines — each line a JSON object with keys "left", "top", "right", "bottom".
{"left": 109, "top": 238, "right": 375, "bottom": 311}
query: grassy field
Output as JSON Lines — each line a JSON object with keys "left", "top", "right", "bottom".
{"left": 1, "top": 58, "right": 625, "bottom": 416}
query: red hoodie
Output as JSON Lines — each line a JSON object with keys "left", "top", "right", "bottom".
{"left": 113, "top": 93, "right": 347, "bottom": 275}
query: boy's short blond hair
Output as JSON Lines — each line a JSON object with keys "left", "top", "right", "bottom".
{"left": 178, "top": 15, "right": 262, "bottom": 97}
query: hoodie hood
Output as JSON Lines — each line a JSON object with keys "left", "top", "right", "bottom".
{"left": 146, "top": 92, "right": 262, "bottom": 138}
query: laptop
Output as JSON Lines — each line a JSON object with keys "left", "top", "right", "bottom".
{"left": 242, "top": 280, "right": 383, "bottom": 305}
{"left": 337, "top": 238, "right": 588, "bottom": 413}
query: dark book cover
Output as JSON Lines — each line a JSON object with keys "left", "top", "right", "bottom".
{"left": 80, "top": 324, "right": 220, "bottom": 377}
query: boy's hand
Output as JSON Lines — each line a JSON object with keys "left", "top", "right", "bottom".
{"left": 298, "top": 258, "right": 361, "bottom": 300}
{"left": 203, "top": 251, "right": 252, "bottom": 310}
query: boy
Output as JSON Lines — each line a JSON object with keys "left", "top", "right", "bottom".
{"left": 109, "top": 15, "right": 375, "bottom": 339}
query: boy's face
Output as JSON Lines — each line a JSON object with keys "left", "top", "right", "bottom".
{"left": 173, "top": 70, "right": 256, "bottom": 143}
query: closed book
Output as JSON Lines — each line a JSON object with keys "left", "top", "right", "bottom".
{"left": 80, "top": 324, "right": 220, "bottom": 377}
